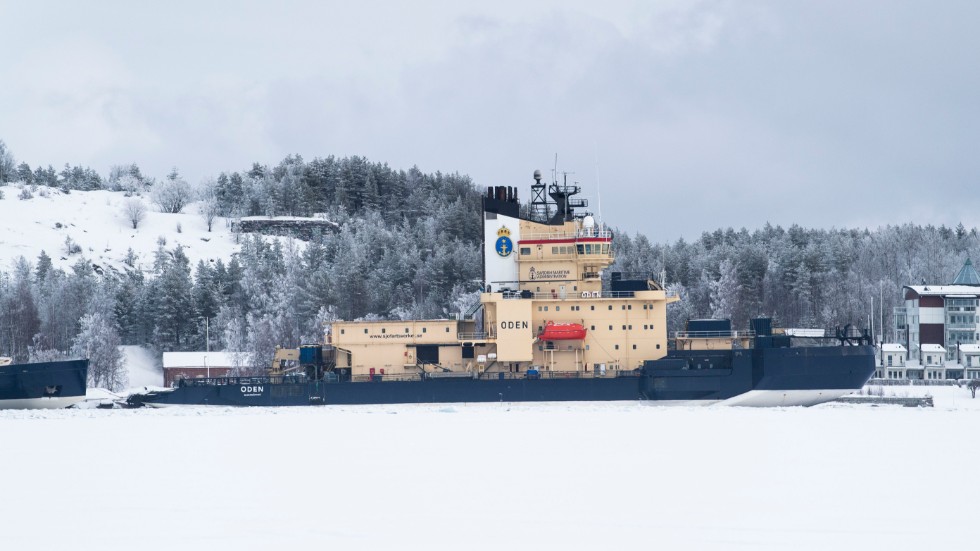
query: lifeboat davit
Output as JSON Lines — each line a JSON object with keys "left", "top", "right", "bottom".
{"left": 538, "top": 321, "right": 587, "bottom": 341}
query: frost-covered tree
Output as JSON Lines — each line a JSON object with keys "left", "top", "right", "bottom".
{"left": 123, "top": 198, "right": 147, "bottom": 229}
{"left": 153, "top": 246, "right": 195, "bottom": 350}
{"left": 198, "top": 178, "right": 220, "bottom": 231}
{"left": 0, "top": 140, "right": 15, "bottom": 183}
{"left": 152, "top": 168, "right": 192, "bottom": 213}
{"left": 710, "top": 259, "right": 740, "bottom": 323}
{"left": 72, "top": 311, "right": 126, "bottom": 390}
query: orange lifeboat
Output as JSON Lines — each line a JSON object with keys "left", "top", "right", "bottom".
{"left": 538, "top": 321, "right": 587, "bottom": 341}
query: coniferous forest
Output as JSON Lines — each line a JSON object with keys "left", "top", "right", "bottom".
{"left": 1, "top": 139, "right": 978, "bottom": 389}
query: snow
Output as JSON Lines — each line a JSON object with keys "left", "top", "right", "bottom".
{"left": 122, "top": 345, "right": 162, "bottom": 387}
{"left": 905, "top": 285, "right": 980, "bottom": 296}
{"left": 0, "top": 184, "right": 241, "bottom": 273}
{"left": 2, "top": 389, "right": 979, "bottom": 550}
{"left": 921, "top": 344, "right": 946, "bottom": 352}
{"left": 881, "top": 343, "right": 907, "bottom": 352}
{"left": 162, "top": 351, "right": 245, "bottom": 369}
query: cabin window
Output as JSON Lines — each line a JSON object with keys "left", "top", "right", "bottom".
{"left": 555, "top": 307, "right": 560, "bottom": 311}
{"left": 364, "top": 329, "right": 368, "bottom": 334}
{"left": 608, "top": 325, "right": 613, "bottom": 330}
{"left": 633, "top": 345, "right": 637, "bottom": 350}
{"left": 628, "top": 325, "right": 632, "bottom": 330}
{"left": 341, "top": 329, "right": 345, "bottom": 335}
{"left": 577, "top": 244, "right": 585, "bottom": 254}
{"left": 656, "top": 344, "right": 661, "bottom": 349}
{"left": 585, "top": 244, "right": 592, "bottom": 254}
{"left": 590, "top": 306, "right": 595, "bottom": 311}
{"left": 446, "top": 327, "right": 450, "bottom": 333}
{"left": 622, "top": 305, "right": 626, "bottom": 310}
{"left": 585, "top": 345, "right": 590, "bottom": 350}
{"left": 628, "top": 305, "right": 632, "bottom": 310}
{"left": 552, "top": 247, "right": 559, "bottom": 254}
{"left": 405, "top": 328, "right": 409, "bottom": 334}
{"left": 622, "top": 325, "right": 627, "bottom": 330}
{"left": 608, "top": 305, "right": 613, "bottom": 311}
{"left": 643, "top": 325, "right": 648, "bottom": 330}
{"left": 381, "top": 328, "right": 386, "bottom": 334}
{"left": 615, "top": 344, "right": 620, "bottom": 350}
{"left": 423, "top": 328, "right": 427, "bottom": 333}
{"left": 520, "top": 247, "right": 531, "bottom": 255}
{"left": 590, "top": 326, "right": 595, "bottom": 330}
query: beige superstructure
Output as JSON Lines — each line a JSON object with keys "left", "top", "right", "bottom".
{"left": 331, "top": 176, "right": 678, "bottom": 379}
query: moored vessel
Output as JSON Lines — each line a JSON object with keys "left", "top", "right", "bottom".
{"left": 0, "top": 357, "right": 89, "bottom": 409}
{"left": 128, "top": 170, "right": 875, "bottom": 408}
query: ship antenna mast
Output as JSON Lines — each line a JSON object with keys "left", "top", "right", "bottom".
{"left": 594, "top": 141, "right": 602, "bottom": 227}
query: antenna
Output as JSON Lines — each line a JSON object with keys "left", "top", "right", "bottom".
{"left": 594, "top": 141, "right": 602, "bottom": 226}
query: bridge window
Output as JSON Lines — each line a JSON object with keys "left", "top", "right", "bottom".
{"left": 520, "top": 248, "right": 531, "bottom": 255}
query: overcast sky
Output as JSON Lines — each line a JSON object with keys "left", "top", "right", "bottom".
{"left": 2, "top": 1, "right": 978, "bottom": 240}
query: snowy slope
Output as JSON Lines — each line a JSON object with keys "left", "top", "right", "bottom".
{"left": 2, "top": 397, "right": 979, "bottom": 551}
{"left": 0, "top": 184, "right": 240, "bottom": 273}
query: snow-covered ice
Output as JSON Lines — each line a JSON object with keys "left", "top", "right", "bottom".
{"left": 2, "top": 388, "right": 978, "bottom": 550}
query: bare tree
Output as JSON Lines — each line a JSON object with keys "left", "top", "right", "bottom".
{"left": 124, "top": 198, "right": 147, "bottom": 229}
{"left": 198, "top": 177, "right": 220, "bottom": 232}
{"left": 0, "top": 140, "right": 15, "bottom": 183}
{"left": 152, "top": 168, "right": 192, "bottom": 213}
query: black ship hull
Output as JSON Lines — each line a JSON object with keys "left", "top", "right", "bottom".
{"left": 0, "top": 359, "right": 89, "bottom": 409}
{"left": 127, "top": 345, "right": 875, "bottom": 408}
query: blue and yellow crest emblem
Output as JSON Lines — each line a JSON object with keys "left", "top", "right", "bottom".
{"left": 495, "top": 226, "right": 513, "bottom": 257}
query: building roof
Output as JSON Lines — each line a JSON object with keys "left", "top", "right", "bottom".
{"left": 162, "top": 352, "right": 251, "bottom": 369}
{"left": 959, "top": 344, "right": 980, "bottom": 353}
{"left": 920, "top": 344, "right": 946, "bottom": 353}
{"left": 881, "top": 344, "right": 907, "bottom": 352}
{"left": 904, "top": 285, "right": 980, "bottom": 297}
{"left": 952, "top": 259, "right": 980, "bottom": 286}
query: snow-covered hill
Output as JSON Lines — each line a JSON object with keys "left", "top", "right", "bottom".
{"left": 0, "top": 184, "right": 240, "bottom": 273}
